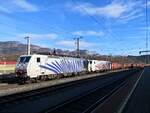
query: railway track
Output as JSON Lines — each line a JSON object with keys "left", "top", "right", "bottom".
{"left": 43, "top": 72, "right": 132, "bottom": 113}
{"left": 0, "top": 69, "right": 141, "bottom": 113}
{"left": 0, "top": 74, "right": 105, "bottom": 106}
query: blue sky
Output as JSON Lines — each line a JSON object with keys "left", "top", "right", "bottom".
{"left": 0, "top": 0, "right": 150, "bottom": 55}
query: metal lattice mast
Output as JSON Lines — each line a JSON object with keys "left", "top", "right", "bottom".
{"left": 24, "top": 36, "right": 31, "bottom": 55}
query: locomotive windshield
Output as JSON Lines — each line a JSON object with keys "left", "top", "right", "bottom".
{"left": 19, "top": 56, "right": 31, "bottom": 63}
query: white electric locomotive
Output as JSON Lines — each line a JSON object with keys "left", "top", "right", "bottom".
{"left": 15, "top": 54, "right": 111, "bottom": 80}
{"left": 88, "top": 60, "right": 111, "bottom": 72}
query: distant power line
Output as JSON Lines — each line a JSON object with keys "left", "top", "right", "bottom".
{"left": 71, "top": 0, "right": 122, "bottom": 42}
{"left": 1, "top": 14, "right": 74, "bottom": 37}
{"left": 13, "top": 15, "right": 73, "bottom": 35}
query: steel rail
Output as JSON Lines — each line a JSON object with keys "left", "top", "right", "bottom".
{"left": 0, "top": 70, "right": 134, "bottom": 106}
{"left": 0, "top": 69, "right": 140, "bottom": 112}
{"left": 43, "top": 71, "right": 138, "bottom": 113}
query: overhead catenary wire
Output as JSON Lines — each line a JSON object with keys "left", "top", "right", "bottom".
{"left": 0, "top": 13, "right": 74, "bottom": 43}
{"left": 71, "top": 0, "right": 122, "bottom": 42}
{"left": 4, "top": 14, "right": 74, "bottom": 36}
{"left": 1, "top": 1, "right": 147, "bottom": 56}
{"left": 71, "top": 0, "right": 128, "bottom": 56}
{"left": 71, "top": 0, "right": 150, "bottom": 56}
{"left": 1, "top": 1, "right": 131, "bottom": 42}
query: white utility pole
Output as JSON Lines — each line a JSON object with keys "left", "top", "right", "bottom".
{"left": 24, "top": 36, "right": 31, "bottom": 55}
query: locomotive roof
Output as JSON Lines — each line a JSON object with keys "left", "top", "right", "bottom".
{"left": 20, "top": 54, "right": 85, "bottom": 59}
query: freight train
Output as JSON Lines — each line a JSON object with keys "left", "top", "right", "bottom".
{"left": 15, "top": 54, "right": 139, "bottom": 81}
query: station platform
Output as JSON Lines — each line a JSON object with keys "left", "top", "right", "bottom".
{"left": 123, "top": 67, "right": 150, "bottom": 113}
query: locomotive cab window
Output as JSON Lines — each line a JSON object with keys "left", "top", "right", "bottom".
{"left": 19, "top": 56, "right": 31, "bottom": 63}
{"left": 37, "top": 57, "right": 40, "bottom": 62}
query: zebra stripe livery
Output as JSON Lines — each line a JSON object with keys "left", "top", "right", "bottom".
{"left": 39, "top": 58, "right": 84, "bottom": 74}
